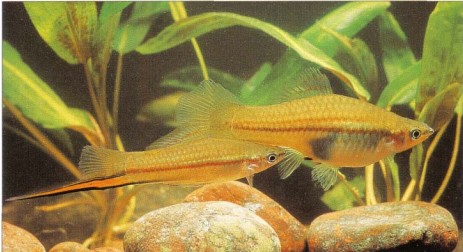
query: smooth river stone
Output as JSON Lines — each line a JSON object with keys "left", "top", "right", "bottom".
{"left": 308, "top": 201, "right": 458, "bottom": 252}
{"left": 184, "top": 181, "right": 307, "bottom": 251}
{"left": 49, "top": 242, "right": 89, "bottom": 252}
{"left": 124, "top": 201, "right": 280, "bottom": 252}
{"left": 2, "top": 221, "right": 45, "bottom": 252}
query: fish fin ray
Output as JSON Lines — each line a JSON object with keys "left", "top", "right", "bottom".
{"left": 312, "top": 163, "right": 339, "bottom": 191}
{"left": 177, "top": 79, "right": 240, "bottom": 128}
{"left": 273, "top": 68, "right": 332, "bottom": 103}
{"left": 146, "top": 127, "right": 205, "bottom": 150}
{"left": 277, "top": 147, "right": 305, "bottom": 179}
{"left": 78, "top": 146, "right": 125, "bottom": 180}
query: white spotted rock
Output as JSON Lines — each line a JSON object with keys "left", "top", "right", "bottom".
{"left": 124, "top": 201, "right": 280, "bottom": 252}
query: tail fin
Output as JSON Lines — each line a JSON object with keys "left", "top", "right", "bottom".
{"left": 7, "top": 146, "right": 127, "bottom": 200}
{"left": 78, "top": 146, "right": 126, "bottom": 180}
{"left": 147, "top": 80, "right": 241, "bottom": 150}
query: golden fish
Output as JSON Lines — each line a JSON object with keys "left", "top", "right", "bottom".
{"left": 154, "top": 69, "right": 434, "bottom": 190}
{"left": 8, "top": 138, "right": 299, "bottom": 200}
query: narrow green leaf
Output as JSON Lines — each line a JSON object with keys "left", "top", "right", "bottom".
{"left": 379, "top": 12, "right": 416, "bottom": 82}
{"left": 409, "top": 144, "right": 424, "bottom": 181}
{"left": 456, "top": 95, "right": 463, "bottom": 115}
{"left": 137, "top": 12, "right": 365, "bottom": 99}
{"left": 240, "top": 63, "right": 273, "bottom": 102}
{"left": 24, "top": 2, "right": 97, "bottom": 64}
{"left": 114, "top": 2, "right": 169, "bottom": 54}
{"left": 416, "top": 3, "right": 463, "bottom": 113}
{"left": 301, "top": 2, "right": 390, "bottom": 52}
{"left": 377, "top": 61, "right": 421, "bottom": 109}
{"left": 254, "top": 2, "right": 390, "bottom": 104}
{"left": 136, "top": 91, "right": 184, "bottom": 127}
{"left": 321, "top": 176, "right": 365, "bottom": 211}
{"left": 418, "top": 82, "right": 462, "bottom": 131}
{"left": 384, "top": 156, "right": 400, "bottom": 201}
{"left": 321, "top": 27, "right": 378, "bottom": 97}
{"left": 3, "top": 41, "right": 97, "bottom": 132}
{"left": 160, "top": 66, "right": 244, "bottom": 94}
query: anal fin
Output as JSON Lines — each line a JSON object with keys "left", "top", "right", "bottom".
{"left": 312, "top": 163, "right": 339, "bottom": 191}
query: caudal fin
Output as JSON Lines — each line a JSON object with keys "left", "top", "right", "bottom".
{"left": 147, "top": 80, "right": 241, "bottom": 150}
{"left": 6, "top": 146, "right": 127, "bottom": 201}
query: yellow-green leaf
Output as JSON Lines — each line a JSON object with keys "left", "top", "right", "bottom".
{"left": 321, "top": 176, "right": 365, "bottom": 211}
{"left": 416, "top": 3, "right": 463, "bottom": 113}
{"left": 24, "top": 2, "right": 97, "bottom": 64}
{"left": 418, "top": 82, "right": 462, "bottom": 131}
{"left": 3, "top": 41, "right": 98, "bottom": 133}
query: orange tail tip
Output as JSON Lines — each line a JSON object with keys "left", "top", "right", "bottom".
{"left": 7, "top": 146, "right": 127, "bottom": 201}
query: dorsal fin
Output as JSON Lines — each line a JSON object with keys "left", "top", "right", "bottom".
{"left": 277, "top": 147, "right": 305, "bottom": 179}
{"left": 274, "top": 68, "right": 332, "bottom": 103}
{"left": 146, "top": 127, "right": 205, "bottom": 150}
{"left": 147, "top": 80, "right": 241, "bottom": 149}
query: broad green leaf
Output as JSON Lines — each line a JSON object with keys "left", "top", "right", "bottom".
{"left": 160, "top": 66, "right": 244, "bottom": 94}
{"left": 379, "top": 12, "right": 416, "bottom": 82}
{"left": 99, "top": 2, "right": 132, "bottom": 23}
{"left": 254, "top": 2, "right": 390, "bottom": 104}
{"left": 24, "top": 2, "right": 97, "bottom": 64}
{"left": 240, "top": 63, "right": 273, "bottom": 102}
{"left": 136, "top": 91, "right": 184, "bottom": 127}
{"left": 321, "top": 176, "right": 365, "bottom": 211}
{"left": 137, "top": 12, "right": 365, "bottom": 99}
{"left": 418, "top": 82, "right": 462, "bottom": 131}
{"left": 377, "top": 61, "right": 421, "bottom": 109}
{"left": 3, "top": 41, "right": 98, "bottom": 133}
{"left": 114, "top": 2, "right": 169, "bottom": 54}
{"left": 416, "top": 3, "right": 463, "bottom": 113}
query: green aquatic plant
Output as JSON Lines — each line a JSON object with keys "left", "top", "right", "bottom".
{"left": 3, "top": 2, "right": 462, "bottom": 247}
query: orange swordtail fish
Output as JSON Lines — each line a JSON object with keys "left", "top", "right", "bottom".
{"left": 8, "top": 138, "right": 301, "bottom": 200}
{"left": 154, "top": 69, "right": 434, "bottom": 190}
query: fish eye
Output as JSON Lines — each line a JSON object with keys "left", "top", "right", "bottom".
{"left": 410, "top": 128, "right": 422, "bottom": 140}
{"left": 266, "top": 153, "right": 278, "bottom": 163}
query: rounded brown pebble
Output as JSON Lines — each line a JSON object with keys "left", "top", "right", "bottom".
{"left": 307, "top": 201, "right": 459, "bottom": 252}
{"left": 91, "top": 247, "right": 123, "bottom": 252}
{"left": 49, "top": 242, "right": 89, "bottom": 252}
{"left": 184, "top": 181, "right": 307, "bottom": 251}
{"left": 124, "top": 201, "right": 280, "bottom": 252}
{"left": 2, "top": 221, "right": 45, "bottom": 252}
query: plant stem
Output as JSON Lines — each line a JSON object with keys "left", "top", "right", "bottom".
{"left": 365, "top": 164, "right": 377, "bottom": 205}
{"left": 3, "top": 99, "right": 81, "bottom": 178}
{"left": 431, "top": 114, "right": 461, "bottom": 203}
{"left": 112, "top": 28, "right": 127, "bottom": 142}
{"left": 169, "top": 2, "right": 209, "bottom": 80}
{"left": 4, "top": 124, "right": 48, "bottom": 154}
{"left": 83, "top": 62, "right": 110, "bottom": 147}
{"left": 401, "top": 179, "right": 416, "bottom": 201}
{"left": 379, "top": 160, "right": 394, "bottom": 202}
{"left": 417, "top": 121, "right": 450, "bottom": 198}
{"left": 337, "top": 172, "right": 365, "bottom": 206}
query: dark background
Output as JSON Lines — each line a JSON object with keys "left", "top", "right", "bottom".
{"left": 3, "top": 2, "right": 461, "bottom": 226}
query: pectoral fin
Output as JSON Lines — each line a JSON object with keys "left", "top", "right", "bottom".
{"left": 277, "top": 147, "right": 305, "bottom": 179}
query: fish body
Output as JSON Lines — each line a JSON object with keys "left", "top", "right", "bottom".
{"left": 9, "top": 138, "right": 294, "bottom": 200}
{"left": 223, "top": 94, "right": 432, "bottom": 167}
{"left": 154, "top": 70, "right": 434, "bottom": 189}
